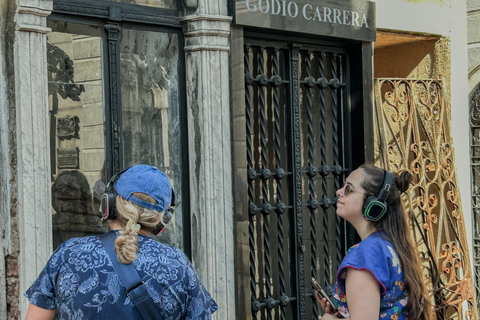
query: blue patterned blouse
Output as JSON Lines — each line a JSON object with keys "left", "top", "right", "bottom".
{"left": 24, "top": 233, "right": 218, "bottom": 320}
{"left": 332, "top": 231, "right": 408, "bottom": 319}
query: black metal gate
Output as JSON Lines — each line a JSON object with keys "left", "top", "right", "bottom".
{"left": 239, "top": 39, "right": 354, "bottom": 319}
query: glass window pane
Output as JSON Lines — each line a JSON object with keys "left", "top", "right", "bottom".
{"left": 47, "top": 21, "right": 107, "bottom": 250}
{"left": 110, "top": 0, "right": 178, "bottom": 10}
{"left": 120, "top": 29, "right": 183, "bottom": 249}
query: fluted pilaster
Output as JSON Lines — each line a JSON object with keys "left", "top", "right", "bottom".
{"left": 182, "top": 14, "right": 235, "bottom": 319}
{"left": 14, "top": 1, "right": 53, "bottom": 318}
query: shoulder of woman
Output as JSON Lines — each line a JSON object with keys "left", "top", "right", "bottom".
{"left": 52, "top": 236, "right": 96, "bottom": 254}
{"left": 354, "top": 234, "right": 402, "bottom": 276}
{"left": 342, "top": 234, "right": 394, "bottom": 270}
{"left": 139, "top": 238, "right": 191, "bottom": 263}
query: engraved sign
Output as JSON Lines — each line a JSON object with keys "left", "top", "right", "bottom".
{"left": 233, "top": 0, "right": 376, "bottom": 42}
{"left": 57, "top": 147, "right": 79, "bottom": 169}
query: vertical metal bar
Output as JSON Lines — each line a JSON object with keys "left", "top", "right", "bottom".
{"left": 272, "top": 48, "right": 287, "bottom": 320}
{"left": 304, "top": 50, "right": 318, "bottom": 319}
{"left": 258, "top": 47, "right": 273, "bottom": 320}
{"left": 320, "top": 52, "right": 330, "bottom": 287}
{"left": 334, "top": 54, "right": 343, "bottom": 269}
{"left": 104, "top": 23, "right": 123, "bottom": 176}
{"left": 290, "top": 44, "right": 305, "bottom": 320}
{"left": 245, "top": 45, "right": 258, "bottom": 320}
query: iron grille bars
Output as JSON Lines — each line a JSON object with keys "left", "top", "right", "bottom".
{"left": 244, "top": 42, "right": 348, "bottom": 319}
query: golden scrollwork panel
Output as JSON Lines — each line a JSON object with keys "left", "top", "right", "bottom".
{"left": 374, "top": 79, "right": 477, "bottom": 320}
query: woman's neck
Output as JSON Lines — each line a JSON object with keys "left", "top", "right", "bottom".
{"left": 354, "top": 220, "right": 376, "bottom": 241}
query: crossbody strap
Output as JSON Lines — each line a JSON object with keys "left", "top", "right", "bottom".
{"left": 98, "top": 231, "right": 162, "bottom": 320}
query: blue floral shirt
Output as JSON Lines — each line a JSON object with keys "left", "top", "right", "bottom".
{"left": 24, "top": 233, "right": 218, "bottom": 319}
{"left": 332, "top": 231, "right": 407, "bottom": 319}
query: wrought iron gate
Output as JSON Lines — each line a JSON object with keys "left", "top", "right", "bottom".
{"left": 375, "top": 79, "right": 478, "bottom": 319}
{"left": 239, "top": 39, "right": 353, "bottom": 319}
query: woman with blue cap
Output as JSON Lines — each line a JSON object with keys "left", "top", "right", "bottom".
{"left": 24, "top": 164, "right": 218, "bottom": 319}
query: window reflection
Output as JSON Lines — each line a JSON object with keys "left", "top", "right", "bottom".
{"left": 120, "top": 29, "right": 183, "bottom": 249}
{"left": 110, "top": 0, "right": 178, "bottom": 10}
{"left": 47, "top": 21, "right": 107, "bottom": 249}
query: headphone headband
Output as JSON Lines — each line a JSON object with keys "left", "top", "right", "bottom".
{"left": 377, "top": 171, "right": 393, "bottom": 202}
{"left": 362, "top": 169, "right": 393, "bottom": 221}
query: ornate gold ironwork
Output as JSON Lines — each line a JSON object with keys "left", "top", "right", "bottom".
{"left": 374, "top": 79, "right": 478, "bottom": 319}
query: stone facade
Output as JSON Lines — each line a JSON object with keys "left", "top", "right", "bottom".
{"left": 0, "top": 0, "right": 476, "bottom": 319}
{"left": 1, "top": 0, "right": 237, "bottom": 319}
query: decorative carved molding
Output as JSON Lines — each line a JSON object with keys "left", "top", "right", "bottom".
{"left": 182, "top": 15, "right": 232, "bottom": 52}
{"left": 105, "top": 24, "right": 122, "bottom": 174}
{"left": 121, "top": 12, "right": 180, "bottom": 25}
{"left": 52, "top": 3, "right": 180, "bottom": 26}
{"left": 18, "top": 6, "right": 51, "bottom": 17}
{"left": 16, "top": 3, "right": 52, "bottom": 33}
{"left": 53, "top": 3, "right": 109, "bottom": 17}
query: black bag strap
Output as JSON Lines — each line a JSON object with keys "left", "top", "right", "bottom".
{"left": 98, "top": 231, "right": 162, "bottom": 320}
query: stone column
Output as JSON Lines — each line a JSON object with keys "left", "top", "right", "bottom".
{"left": 13, "top": 0, "right": 53, "bottom": 318}
{"left": 0, "top": 2, "right": 10, "bottom": 318}
{"left": 182, "top": 14, "right": 235, "bottom": 319}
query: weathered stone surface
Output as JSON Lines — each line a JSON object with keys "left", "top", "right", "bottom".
{"left": 74, "top": 58, "right": 102, "bottom": 82}
{"left": 183, "top": 14, "right": 235, "bottom": 320}
{"left": 468, "top": 45, "right": 480, "bottom": 73}
{"left": 81, "top": 83, "right": 103, "bottom": 104}
{"left": 468, "top": 0, "right": 480, "bottom": 11}
{"left": 82, "top": 102, "right": 103, "bottom": 127}
{"left": 83, "top": 126, "right": 105, "bottom": 149}
{"left": 72, "top": 37, "right": 101, "bottom": 60}
{"left": 83, "top": 150, "right": 105, "bottom": 172}
{"left": 468, "top": 13, "right": 480, "bottom": 44}
{"left": 11, "top": 1, "right": 53, "bottom": 319}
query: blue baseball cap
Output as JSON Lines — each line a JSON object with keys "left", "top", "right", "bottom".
{"left": 114, "top": 165, "right": 172, "bottom": 212}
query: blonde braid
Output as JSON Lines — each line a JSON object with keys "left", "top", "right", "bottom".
{"left": 114, "top": 193, "right": 164, "bottom": 264}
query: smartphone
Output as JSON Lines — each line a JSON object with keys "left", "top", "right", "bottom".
{"left": 310, "top": 277, "right": 337, "bottom": 313}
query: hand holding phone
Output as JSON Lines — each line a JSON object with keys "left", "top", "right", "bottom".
{"left": 310, "top": 277, "right": 338, "bottom": 313}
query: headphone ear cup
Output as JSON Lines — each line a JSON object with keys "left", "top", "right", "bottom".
{"left": 363, "top": 195, "right": 387, "bottom": 221}
{"left": 101, "top": 192, "right": 117, "bottom": 220}
{"left": 152, "top": 206, "right": 175, "bottom": 236}
{"left": 163, "top": 207, "right": 174, "bottom": 224}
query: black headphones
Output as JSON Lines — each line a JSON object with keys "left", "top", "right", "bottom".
{"left": 151, "top": 191, "right": 175, "bottom": 236}
{"left": 100, "top": 167, "right": 176, "bottom": 234}
{"left": 362, "top": 170, "right": 393, "bottom": 221}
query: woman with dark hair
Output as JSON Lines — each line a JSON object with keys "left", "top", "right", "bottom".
{"left": 316, "top": 164, "right": 428, "bottom": 320}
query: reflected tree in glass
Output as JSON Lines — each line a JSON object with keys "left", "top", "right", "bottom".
{"left": 120, "top": 29, "right": 183, "bottom": 249}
